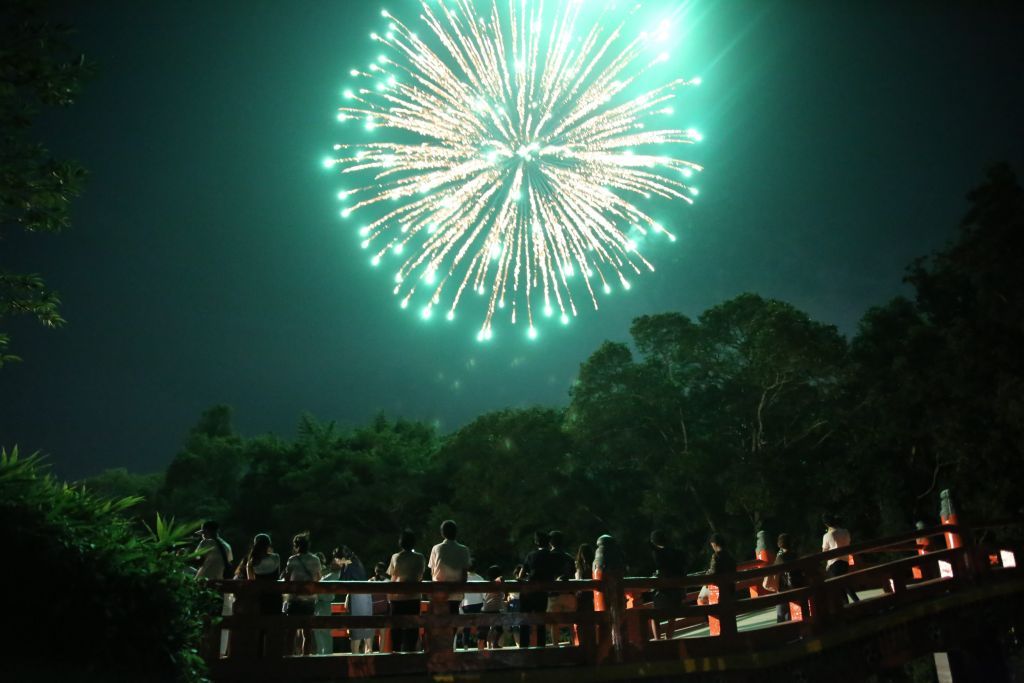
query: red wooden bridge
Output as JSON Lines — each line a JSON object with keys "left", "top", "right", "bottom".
{"left": 204, "top": 516, "right": 1023, "bottom": 682}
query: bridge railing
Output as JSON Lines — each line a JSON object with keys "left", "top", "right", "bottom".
{"left": 202, "top": 522, "right": 1022, "bottom": 680}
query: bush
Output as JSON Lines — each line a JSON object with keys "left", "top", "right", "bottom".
{"left": 0, "top": 448, "right": 219, "bottom": 682}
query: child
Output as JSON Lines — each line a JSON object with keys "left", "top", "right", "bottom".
{"left": 479, "top": 565, "right": 505, "bottom": 649}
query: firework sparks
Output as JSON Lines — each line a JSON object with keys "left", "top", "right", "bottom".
{"left": 328, "top": 0, "right": 702, "bottom": 340}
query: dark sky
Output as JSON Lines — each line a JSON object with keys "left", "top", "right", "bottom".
{"left": 2, "top": 1, "right": 1022, "bottom": 480}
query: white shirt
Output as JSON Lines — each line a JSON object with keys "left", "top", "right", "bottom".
{"left": 249, "top": 553, "right": 280, "bottom": 577}
{"left": 285, "top": 553, "right": 322, "bottom": 601}
{"left": 428, "top": 539, "right": 471, "bottom": 601}
{"left": 822, "top": 527, "right": 851, "bottom": 569}
{"left": 196, "top": 538, "right": 233, "bottom": 580}
{"left": 460, "top": 571, "right": 485, "bottom": 608}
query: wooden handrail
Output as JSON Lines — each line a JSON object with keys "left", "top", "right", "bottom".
{"left": 203, "top": 520, "right": 1023, "bottom": 681}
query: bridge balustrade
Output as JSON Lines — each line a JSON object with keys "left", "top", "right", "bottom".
{"left": 202, "top": 522, "right": 1022, "bottom": 681}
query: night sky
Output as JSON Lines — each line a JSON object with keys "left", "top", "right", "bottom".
{"left": 2, "top": 1, "right": 1022, "bottom": 480}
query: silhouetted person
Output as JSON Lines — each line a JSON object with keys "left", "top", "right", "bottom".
{"left": 773, "top": 533, "right": 805, "bottom": 622}
{"left": 650, "top": 530, "right": 687, "bottom": 610}
{"left": 428, "top": 520, "right": 472, "bottom": 614}
{"left": 822, "top": 514, "right": 859, "bottom": 603}
{"left": 388, "top": 529, "right": 426, "bottom": 652}
{"left": 548, "top": 531, "right": 575, "bottom": 581}
{"left": 283, "top": 532, "right": 322, "bottom": 655}
{"left": 195, "top": 520, "right": 233, "bottom": 580}
{"left": 575, "top": 543, "right": 596, "bottom": 611}
{"left": 520, "top": 531, "right": 555, "bottom": 647}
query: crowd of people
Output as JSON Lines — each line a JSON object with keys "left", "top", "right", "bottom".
{"left": 193, "top": 514, "right": 860, "bottom": 655}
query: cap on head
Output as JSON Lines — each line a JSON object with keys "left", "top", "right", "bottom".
{"left": 650, "top": 530, "right": 667, "bottom": 547}
{"left": 708, "top": 532, "right": 725, "bottom": 547}
{"left": 200, "top": 520, "right": 219, "bottom": 535}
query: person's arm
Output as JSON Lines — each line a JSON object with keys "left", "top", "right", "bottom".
{"left": 312, "top": 557, "right": 322, "bottom": 582}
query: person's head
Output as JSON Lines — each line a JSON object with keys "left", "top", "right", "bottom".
{"left": 650, "top": 530, "right": 668, "bottom": 549}
{"left": 822, "top": 513, "right": 839, "bottom": 530}
{"left": 576, "top": 543, "right": 595, "bottom": 566}
{"left": 251, "top": 533, "right": 272, "bottom": 560}
{"left": 333, "top": 545, "right": 362, "bottom": 571}
{"left": 486, "top": 564, "right": 502, "bottom": 581}
{"left": 199, "top": 520, "right": 220, "bottom": 540}
{"left": 440, "top": 519, "right": 458, "bottom": 540}
{"left": 399, "top": 529, "right": 416, "bottom": 551}
{"left": 777, "top": 533, "right": 791, "bottom": 551}
{"left": 533, "top": 530, "right": 550, "bottom": 548}
{"left": 549, "top": 530, "right": 565, "bottom": 550}
{"left": 709, "top": 533, "right": 725, "bottom": 552}
{"left": 596, "top": 534, "right": 615, "bottom": 548}
{"left": 292, "top": 531, "right": 311, "bottom": 554}
{"left": 374, "top": 561, "right": 388, "bottom": 578}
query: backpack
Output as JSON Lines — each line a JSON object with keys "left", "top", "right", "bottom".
{"left": 214, "top": 538, "right": 234, "bottom": 579}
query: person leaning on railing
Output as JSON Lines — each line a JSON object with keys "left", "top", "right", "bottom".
{"left": 282, "top": 532, "right": 322, "bottom": 655}
{"left": 387, "top": 529, "right": 426, "bottom": 653}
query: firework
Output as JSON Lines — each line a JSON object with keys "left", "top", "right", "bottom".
{"left": 327, "top": 0, "right": 702, "bottom": 340}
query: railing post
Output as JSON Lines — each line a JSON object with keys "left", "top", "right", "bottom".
{"left": 593, "top": 571, "right": 626, "bottom": 662}
{"left": 804, "top": 562, "right": 832, "bottom": 632}
{"left": 939, "top": 489, "right": 981, "bottom": 581}
{"left": 228, "top": 583, "right": 261, "bottom": 661}
{"left": 940, "top": 489, "right": 962, "bottom": 549}
{"left": 708, "top": 581, "right": 741, "bottom": 643}
{"left": 425, "top": 586, "right": 454, "bottom": 672}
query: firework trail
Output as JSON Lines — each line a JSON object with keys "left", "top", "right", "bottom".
{"left": 327, "top": 0, "right": 702, "bottom": 340}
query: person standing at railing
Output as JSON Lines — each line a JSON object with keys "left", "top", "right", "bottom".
{"left": 459, "top": 565, "right": 485, "bottom": 649}
{"left": 650, "top": 530, "right": 687, "bottom": 611}
{"left": 388, "top": 529, "right": 426, "bottom": 653}
{"left": 244, "top": 533, "right": 282, "bottom": 615}
{"left": 315, "top": 553, "right": 339, "bottom": 655}
{"left": 478, "top": 564, "right": 505, "bottom": 648}
{"left": 520, "top": 531, "right": 559, "bottom": 647}
{"left": 368, "top": 561, "right": 390, "bottom": 651}
{"left": 770, "top": 533, "right": 805, "bottom": 622}
{"left": 699, "top": 533, "right": 736, "bottom": 606}
{"left": 336, "top": 546, "right": 374, "bottom": 654}
{"left": 195, "top": 520, "right": 234, "bottom": 656}
{"left": 574, "top": 543, "right": 596, "bottom": 612}
{"left": 283, "top": 532, "right": 322, "bottom": 655}
{"left": 546, "top": 530, "right": 578, "bottom": 645}
{"left": 549, "top": 531, "right": 576, "bottom": 582}
{"left": 428, "top": 520, "right": 472, "bottom": 615}
{"left": 822, "top": 514, "right": 860, "bottom": 603}
{"left": 240, "top": 533, "right": 282, "bottom": 657}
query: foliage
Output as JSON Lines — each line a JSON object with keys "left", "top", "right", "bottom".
{"left": 433, "top": 407, "right": 573, "bottom": 569}
{"left": 844, "top": 163, "right": 1024, "bottom": 530}
{"left": 1, "top": 1, "right": 92, "bottom": 361}
{"left": 0, "top": 447, "right": 217, "bottom": 682}
{"left": 566, "top": 295, "right": 846, "bottom": 563}
{"left": 67, "top": 165, "right": 1024, "bottom": 580}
